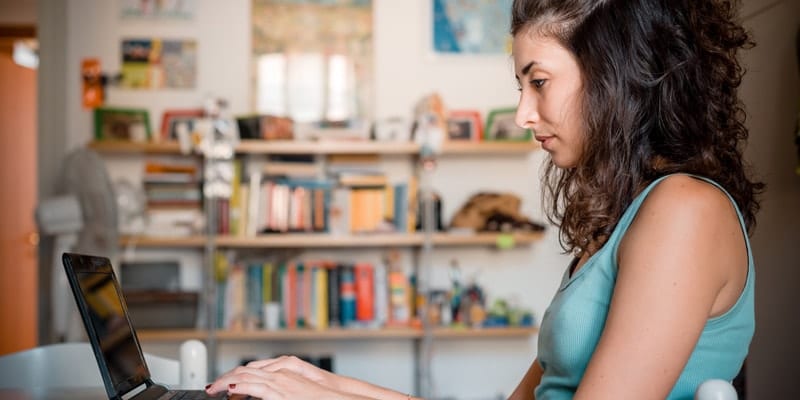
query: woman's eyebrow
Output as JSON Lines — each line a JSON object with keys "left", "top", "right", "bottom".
{"left": 515, "top": 60, "right": 538, "bottom": 80}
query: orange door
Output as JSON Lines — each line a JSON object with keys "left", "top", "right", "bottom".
{"left": 0, "top": 49, "right": 38, "bottom": 355}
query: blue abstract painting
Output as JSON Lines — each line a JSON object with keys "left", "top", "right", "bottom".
{"left": 432, "top": 0, "right": 513, "bottom": 54}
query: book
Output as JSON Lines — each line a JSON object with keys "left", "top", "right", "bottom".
{"left": 327, "top": 263, "right": 340, "bottom": 327}
{"left": 246, "top": 170, "right": 262, "bottom": 236}
{"left": 339, "top": 265, "right": 356, "bottom": 326}
{"left": 354, "top": 262, "right": 375, "bottom": 322}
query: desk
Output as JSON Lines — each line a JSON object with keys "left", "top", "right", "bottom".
{"left": 0, "top": 387, "right": 107, "bottom": 399}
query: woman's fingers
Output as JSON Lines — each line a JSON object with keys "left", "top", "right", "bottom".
{"left": 226, "top": 381, "right": 281, "bottom": 400}
{"left": 208, "top": 368, "right": 342, "bottom": 400}
{"left": 205, "top": 367, "right": 272, "bottom": 395}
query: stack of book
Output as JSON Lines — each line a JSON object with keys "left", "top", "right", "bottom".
{"left": 215, "top": 254, "right": 414, "bottom": 331}
{"left": 215, "top": 157, "right": 419, "bottom": 236}
{"left": 143, "top": 160, "right": 203, "bottom": 237}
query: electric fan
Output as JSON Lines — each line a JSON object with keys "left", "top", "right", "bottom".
{"left": 36, "top": 148, "right": 119, "bottom": 341}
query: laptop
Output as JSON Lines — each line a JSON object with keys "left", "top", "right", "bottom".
{"left": 62, "top": 252, "right": 225, "bottom": 400}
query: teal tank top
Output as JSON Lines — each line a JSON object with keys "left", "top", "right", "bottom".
{"left": 535, "top": 175, "right": 755, "bottom": 400}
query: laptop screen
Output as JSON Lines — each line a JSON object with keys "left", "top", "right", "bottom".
{"left": 63, "top": 253, "right": 150, "bottom": 397}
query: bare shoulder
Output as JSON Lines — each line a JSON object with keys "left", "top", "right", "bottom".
{"left": 619, "top": 174, "right": 747, "bottom": 314}
{"left": 639, "top": 174, "right": 736, "bottom": 219}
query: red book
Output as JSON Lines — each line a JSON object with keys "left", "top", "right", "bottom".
{"left": 354, "top": 263, "right": 375, "bottom": 322}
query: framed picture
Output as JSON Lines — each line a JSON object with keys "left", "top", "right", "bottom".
{"left": 160, "top": 109, "right": 204, "bottom": 140}
{"left": 485, "top": 107, "right": 531, "bottom": 141}
{"left": 446, "top": 110, "right": 482, "bottom": 141}
{"left": 431, "top": 0, "right": 513, "bottom": 55}
{"left": 93, "top": 107, "right": 151, "bottom": 141}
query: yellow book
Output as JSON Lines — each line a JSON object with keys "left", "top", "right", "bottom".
{"left": 407, "top": 177, "right": 418, "bottom": 233}
{"left": 384, "top": 185, "right": 395, "bottom": 221}
{"left": 315, "top": 266, "right": 329, "bottom": 330}
{"left": 262, "top": 262, "right": 274, "bottom": 304}
{"left": 229, "top": 159, "right": 242, "bottom": 235}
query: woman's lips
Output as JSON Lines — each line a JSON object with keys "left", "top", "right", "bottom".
{"left": 535, "top": 134, "right": 554, "bottom": 150}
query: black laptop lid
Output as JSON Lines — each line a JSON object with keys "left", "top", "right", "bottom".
{"left": 62, "top": 253, "right": 151, "bottom": 399}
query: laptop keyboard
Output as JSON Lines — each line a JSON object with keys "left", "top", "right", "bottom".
{"left": 159, "top": 390, "right": 228, "bottom": 399}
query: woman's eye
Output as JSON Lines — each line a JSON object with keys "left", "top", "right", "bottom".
{"left": 531, "top": 79, "right": 546, "bottom": 88}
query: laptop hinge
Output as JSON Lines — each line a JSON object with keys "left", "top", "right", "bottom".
{"left": 121, "top": 383, "right": 149, "bottom": 400}
{"left": 121, "top": 382, "right": 167, "bottom": 400}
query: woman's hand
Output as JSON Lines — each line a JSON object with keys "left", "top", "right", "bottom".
{"left": 205, "top": 365, "right": 356, "bottom": 400}
{"left": 207, "top": 355, "right": 411, "bottom": 400}
{"left": 243, "top": 355, "right": 344, "bottom": 390}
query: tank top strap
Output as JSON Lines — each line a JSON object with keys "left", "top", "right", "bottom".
{"left": 605, "top": 173, "right": 753, "bottom": 265}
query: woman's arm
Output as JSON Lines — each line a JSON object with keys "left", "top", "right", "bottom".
{"left": 508, "top": 358, "right": 543, "bottom": 400}
{"left": 573, "top": 176, "right": 747, "bottom": 399}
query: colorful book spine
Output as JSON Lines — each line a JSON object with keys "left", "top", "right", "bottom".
{"left": 388, "top": 270, "right": 411, "bottom": 325}
{"left": 315, "top": 266, "right": 329, "bottom": 330}
{"left": 339, "top": 265, "right": 356, "bottom": 326}
{"left": 354, "top": 262, "right": 375, "bottom": 322}
{"left": 327, "top": 264, "right": 340, "bottom": 327}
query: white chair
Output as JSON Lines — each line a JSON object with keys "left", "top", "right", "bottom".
{"left": 0, "top": 342, "right": 182, "bottom": 389}
{"left": 696, "top": 379, "right": 738, "bottom": 400}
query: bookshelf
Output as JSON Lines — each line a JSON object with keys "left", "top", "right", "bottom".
{"left": 95, "top": 137, "right": 542, "bottom": 397}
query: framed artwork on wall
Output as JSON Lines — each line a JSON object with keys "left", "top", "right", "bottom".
{"left": 431, "top": 0, "right": 513, "bottom": 55}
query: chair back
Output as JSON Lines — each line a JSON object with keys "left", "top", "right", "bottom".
{"left": 0, "top": 342, "right": 179, "bottom": 389}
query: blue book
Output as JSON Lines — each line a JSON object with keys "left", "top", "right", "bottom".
{"left": 339, "top": 265, "right": 356, "bottom": 326}
{"left": 247, "top": 264, "right": 263, "bottom": 326}
{"left": 393, "top": 183, "right": 408, "bottom": 232}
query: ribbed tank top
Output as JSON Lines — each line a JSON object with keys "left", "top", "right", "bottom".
{"left": 535, "top": 174, "right": 755, "bottom": 400}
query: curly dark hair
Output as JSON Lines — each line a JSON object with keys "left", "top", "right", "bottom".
{"left": 511, "top": 0, "right": 764, "bottom": 254}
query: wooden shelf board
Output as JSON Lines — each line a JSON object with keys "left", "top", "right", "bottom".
{"left": 90, "top": 140, "right": 539, "bottom": 156}
{"left": 216, "top": 327, "right": 421, "bottom": 340}
{"left": 441, "top": 141, "right": 540, "bottom": 154}
{"left": 89, "top": 140, "right": 187, "bottom": 154}
{"left": 236, "top": 140, "right": 419, "bottom": 155}
{"left": 121, "top": 232, "right": 544, "bottom": 248}
{"left": 138, "top": 329, "right": 209, "bottom": 341}
{"left": 215, "top": 233, "right": 421, "bottom": 248}
{"left": 120, "top": 235, "right": 207, "bottom": 247}
{"left": 215, "top": 326, "right": 537, "bottom": 341}
{"left": 430, "top": 326, "right": 538, "bottom": 338}
{"left": 216, "top": 232, "right": 543, "bottom": 248}
{"left": 431, "top": 232, "right": 544, "bottom": 246}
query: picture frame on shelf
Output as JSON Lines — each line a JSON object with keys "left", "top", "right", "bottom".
{"left": 446, "top": 110, "right": 482, "bottom": 141}
{"left": 93, "top": 107, "right": 152, "bottom": 142}
{"left": 485, "top": 107, "right": 531, "bottom": 141}
{"left": 373, "top": 117, "right": 411, "bottom": 142}
{"left": 160, "top": 108, "right": 204, "bottom": 141}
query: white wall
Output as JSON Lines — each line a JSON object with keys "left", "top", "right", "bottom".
{"left": 57, "top": 1, "right": 569, "bottom": 399}
{"left": 739, "top": 0, "right": 800, "bottom": 398}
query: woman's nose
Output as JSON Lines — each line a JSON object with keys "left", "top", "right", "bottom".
{"left": 515, "top": 93, "right": 539, "bottom": 129}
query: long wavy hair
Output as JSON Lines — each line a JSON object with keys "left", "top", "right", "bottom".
{"left": 511, "top": 0, "right": 764, "bottom": 255}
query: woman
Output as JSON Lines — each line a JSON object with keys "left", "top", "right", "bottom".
{"left": 206, "top": 0, "right": 762, "bottom": 398}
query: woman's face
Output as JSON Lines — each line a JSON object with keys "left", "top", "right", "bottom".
{"left": 513, "top": 29, "right": 585, "bottom": 168}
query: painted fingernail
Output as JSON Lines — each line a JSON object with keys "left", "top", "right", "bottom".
{"left": 205, "top": 384, "right": 211, "bottom": 390}
{"left": 229, "top": 383, "right": 236, "bottom": 389}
